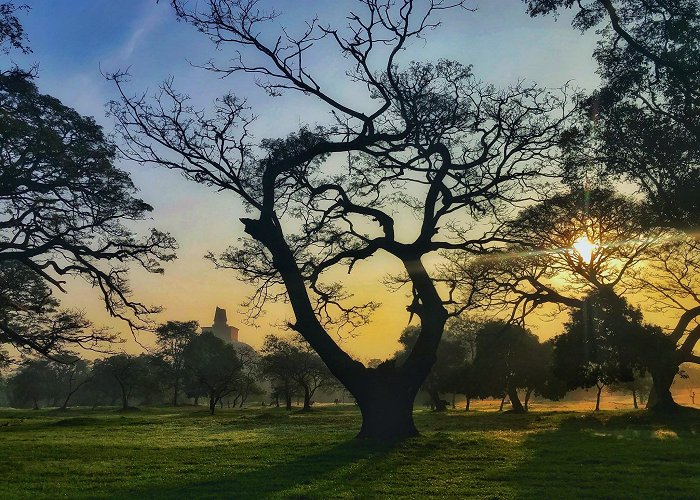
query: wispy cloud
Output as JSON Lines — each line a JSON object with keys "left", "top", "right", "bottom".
{"left": 115, "top": 3, "right": 167, "bottom": 62}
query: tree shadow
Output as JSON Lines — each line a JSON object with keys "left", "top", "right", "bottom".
{"left": 110, "top": 437, "right": 413, "bottom": 498}
{"left": 510, "top": 410, "right": 700, "bottom": 499}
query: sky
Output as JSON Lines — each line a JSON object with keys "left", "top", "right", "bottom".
{"left": 6, "top": 0, "right": 601, "bottom": 359}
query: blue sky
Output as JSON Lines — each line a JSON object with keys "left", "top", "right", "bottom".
{"left": 7, "top": 1, "right": 599, "bottom": 356}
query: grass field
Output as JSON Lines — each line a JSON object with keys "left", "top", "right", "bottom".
{"left": 1, "top": 404, "right": 699, "bottom": 499}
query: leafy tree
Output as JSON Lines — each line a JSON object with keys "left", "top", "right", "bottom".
{"left": 609, "top": 373, "right": 653, "bottom": 409}
{"left": 552, "top": 291, "right": 656, "bottom": 410}
{"left": 525, "top": 0, "right": 700, "bottom": 229}
{"left": 7, "top": 359, "right": 53, "bottom": 408}
{"left": 0, "top": 2, "right": 29, "bottom": 55}
{"left": 0, "top": 10, "right": 176, "bottom": 358}
{"left": 50, "top": 357, "right": 92, "bottom": 410}
{"left": 183, "top": 332, "right": 243, "bottom": 414}
{"left": 0, "top": 261, "right": 114, "bottom": 360}
{"left": 471, "top": 321, "right": 552, "bottom": 413}
{"left": 111, "top": 0, "right": 572, "bottom": 440}
{"left": 154, "top": 320, "right": 198, "bottom": 406}
{"left": 92, "top": 354, "right": 150, "bottom": 410}
{"left": 230, "top": 344, "right": 264, "bottom": 408}
{"left": 260, "top": 334, "right": 337, "bottom": 411}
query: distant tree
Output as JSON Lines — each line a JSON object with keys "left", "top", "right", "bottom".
{"left": 154, "top": 321, "right": 198, "bottom": 406}
{"left": 609, "top": 373, "right": 653, "bottom": 409}
{"left": 394, "top": 321, "right": 472, "bottom": 412}
{"left": 51, "top": 357, "right": 92, "bottom": 410}
{"left": 472, "top": 321, "right": 551, "bottom": 413}
{"left": 525, "top": 0, "right": 700, "bottom": 229}
{"left": 137, "top": 354, "right": 169, "bottom": 406}
{"left": 230, "top": 344, "right": 264, "bottom": 408}
{"left": 552, "top": 291, "right": 656, "bottom": 411}
{"left": 260, "top": 335, "right": 337, "bottom": 411}
{"left": 7, "top": 359, "right": 52, "bottom": 408}
{"left": 92, "top": 354, "right": 149, "bottom": 410}
{"left": 111, "top": 0, "right": 573, "bottom": 440}
{"left": 183, "top": 332, "right": 243, "bottom": 414}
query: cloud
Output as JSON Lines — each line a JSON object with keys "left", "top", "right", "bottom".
{"left": 115, "top": 3, "right": 167, "bottom": 62}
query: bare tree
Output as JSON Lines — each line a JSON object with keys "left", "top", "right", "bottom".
{"left": 109, "top": 0, "right": 572, "bottom": 439}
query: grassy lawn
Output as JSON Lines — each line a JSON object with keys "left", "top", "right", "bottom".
{"left": 1, "top": 404, "right": 699, "bottom": 499}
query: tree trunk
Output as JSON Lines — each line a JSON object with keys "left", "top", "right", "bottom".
{"left": 285, "top": 394, "right": 292, "bottom": 411}
{"left": 524, "top": 388, "right": 534, "bottom": 412}
{"left": 428, "top": 389, "right": 447, "bottom": 412}
{"left": 595, "top": 384, "right": 603, "bottom": 411}
{"left": 451, "top": 393, "right": 456, "bottom": 409}
{"left": 209, "top": 397, "right": 217, "bottom": 415}
{"left": 499, "top": 394, "right": 507, "bottom": 411}
{"left": 354, "top": 379, "right": 418, "bottom": 441}
{"left": 465, "top": 396, "right": 471, "bottom": 412}
{"left": 121, "top": 391, "right": 129, "bottom": 410}
{"left": 302, "top": 385, "right": 312, "bottom": 410}
{"left": 172, "top": 375, "right": 179, "bottom": 407}
{"left": 194, "top": 395, "right": 199, "bottom": 406}
{"left": 648, "top": 367, "right": 679, "bottom": 412}
{"left": 632, "top": 388, "right": 638, "bottom": 409}
{"left": 508, "top": 387, "right": 525, "bottom": 413}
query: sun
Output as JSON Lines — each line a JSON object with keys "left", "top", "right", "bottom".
{"left": 572, "top": 235, "right": 598, "bottom": 264}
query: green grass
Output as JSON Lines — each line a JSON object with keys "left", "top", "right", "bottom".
{"left": 1, "top": 405, "right": 699, "bottom": 499}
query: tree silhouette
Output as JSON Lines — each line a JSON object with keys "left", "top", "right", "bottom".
{"left": 552, "top": 291, "right": 654, "bottom": 411}
{"left": 155, "top": 320, "right": 199, "bottom": 406}
{"left": 1, "top": 6, "right": 175, "bottom": 358}
{"left": 526, "top": 0, "right": 700, "bottom": 229}
{"left": 109, "top": 0, "right": 572, "bottom": 440}
{"left": 445, "top": 187, "right": 695, "bottom": 410}
{"left": 183, "top": 332, "right": 243, "bottom": 414}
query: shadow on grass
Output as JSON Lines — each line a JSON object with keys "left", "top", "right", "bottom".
{"left": 112, "top": 437, "right": 409, "bottom": 498}
{"left": 511, "top": 409, "right": 700, "bottom": 499}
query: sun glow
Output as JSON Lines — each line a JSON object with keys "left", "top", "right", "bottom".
{"left": 572, "top": 235, "right": 598, "bottom": 264}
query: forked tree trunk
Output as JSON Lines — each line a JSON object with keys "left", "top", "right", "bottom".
{"left": 508, "top": 387, "right": 525, "bottom": 413}
{"left": 245, "top": 219, "right": 446, "bottom": 441}
{"left": 595, "top": 384, "right": 603, "bottom": 411}
{"left": 354, "top": 377, "right": 419, "bottom": 440}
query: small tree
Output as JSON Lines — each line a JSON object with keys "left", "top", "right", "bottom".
{"left": 92, "top": 354, "right": 149, "bottom": 410}
{"left": 51, "top": 357, "right": 92, "bottom": 410}
{"left": 552, "top": 291, "right": 652, "bottom": 411}
{"left": 183, "top": 332, "right": 243, "bottom": 414}
{"left": 471, "top": 321, "right": 548, "bottom": 413}
{"left": 260, "top": 334, "right": 337, "bottom": 411}
{"left": 154, "top": 321, "right": 198, "bottom": 406}
{"left": 394, "top": 323, "right": 471, "bottom": 412}
{"left": 7, "top": 359, "right": 53, "bottom": 409}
